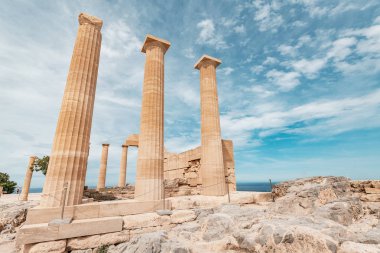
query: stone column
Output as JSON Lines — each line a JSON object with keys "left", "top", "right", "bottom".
{"left": 118, "top": 145, "right": 128, "bottom": 187}
{"left": 135, "top": 35, "right": 170, "bottom": 201}
{"left": 40, "top": 13, "right": 103, "bottom": 207}
{"left": 97, "top": 144, "right": 110, "bottom": 190}
{"left": 194, "top": 55, "right": 227, "bottom": 196}
{"left": 20, "top": 156, "right": 36, "bottom": 201}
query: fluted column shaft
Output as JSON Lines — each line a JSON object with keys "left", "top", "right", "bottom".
{"left": 197, "top": 58, "right": 226, "bottom": 196}
{"left": 97, "top": 144, "right": 109, "bottom": 190}
{"left": 20, "top": 156, "right": 36, "bottom": 201}
{"left": 40, "top": 13, "right": 103, "bottom": 207}
{"left": 135, "top": 36, "right": 170, "bottom": 201}
{"left": 118, "top": 145, "right": 128, "bottom": 187}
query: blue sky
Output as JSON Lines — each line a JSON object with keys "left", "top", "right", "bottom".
{"left": 0, "top": 0, "right": 379, "bottom": 188}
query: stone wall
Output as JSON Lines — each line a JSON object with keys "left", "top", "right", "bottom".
{"left": 163, "top": 139, "right": 236, "bottom": 197}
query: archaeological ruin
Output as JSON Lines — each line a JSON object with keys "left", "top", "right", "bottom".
{"left": 16, "top": 12, "right": 240, "bottom": 249}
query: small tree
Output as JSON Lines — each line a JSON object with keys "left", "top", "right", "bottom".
{"left": 32, "top": 156, "right": 50, "bottom": 175}
{"left": 0, "top": 172, "right": 17, "bottom": 194}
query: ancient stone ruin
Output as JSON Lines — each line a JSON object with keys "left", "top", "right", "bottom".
{"left": 16, "top": 12, "right": 237, "bottom": 250}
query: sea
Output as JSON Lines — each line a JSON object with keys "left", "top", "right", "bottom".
{"left": 27, "top": 182, "right": 276, "bottom": 194}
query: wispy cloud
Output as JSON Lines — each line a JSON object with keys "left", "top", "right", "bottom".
{"left": 266, "top": 70, "right": 301, "bottom": 91}
{"left": 196, "top": 19, "right": 227, "bottom": 49}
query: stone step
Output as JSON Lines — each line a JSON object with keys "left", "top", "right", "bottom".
{"left": 17, "top": 216, "right": 123, "bottom": 246}
{"left": 365, "top": 188, "right": 380, "bottom": 194}
{"left": 25, "top": 199, "right": 171, "bottom": 225}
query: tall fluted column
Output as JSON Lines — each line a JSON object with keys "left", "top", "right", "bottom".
{"left": 194, "top": 55, "right": 226, "bottom": 196}
{"left": 135, "top": 35, "right": 170, "bottom": 201}
{"left": 40, "top": 13, "right": 103, "bottom": 207}
{"left": 97, "top": 144, "right": 110, "bottom": 190}
{"left": 118, "top": 145, "right": 128, "bottom": 187}
{"left": 20, "top": 156, "right": 36, "bottom": 201}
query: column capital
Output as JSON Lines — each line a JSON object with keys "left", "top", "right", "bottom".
{"left": 78, "top": 13, "right": 103, "bottom": 30}
{"left": 141, "top": 34, "right": 171, "bottom": 54}
{"left": 194, "top": 55, "right": 222, "bottom": 70}
{"left": 102, "top": 143, "right": 110, "bottom": 147}
{"left": 122, "top": 144, "right": 128, "bottom": 148}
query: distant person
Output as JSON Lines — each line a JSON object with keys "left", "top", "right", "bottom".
{"left": 16, "top": 187, "right": 20, "bottom": 194}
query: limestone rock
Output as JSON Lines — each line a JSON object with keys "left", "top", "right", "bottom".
{"left": 27, "top": 240, "right": 66, "bottom": 253}
{"left": 123, "top": 213, "right": 170, "bottom": 229}
{"left": 314, "top": 199, "right": 363, "bottom": 226}
{"left": 121, "top": 231, "right": 168, "bottom": 253}
{"left": 0, "top": 201, "right": 37, "bottom": 232}
{"left": 361, "top": 194, "right": 380, "bottom": 202}
{"left": 201, "top": 213, "right": 235, "bottom": 241}
{"left": 67, "top": 231, "right": 129, "bottom": 250}
{"left": 338, "top": 241, "right": 380, "bottom": 253}
{"left": 71, "top": 249, "right": 92, "bottom": 253}
{"left": 170, "top": 210, "right": 196, "bottom": 224}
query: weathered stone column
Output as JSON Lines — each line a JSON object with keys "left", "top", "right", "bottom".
{"left": 194, "top": 55, "right": 227, "bottom": 196}
{"left": 20, "top": 156, "right": 36, "bottom": 201}
{"left": 97, "top": 144, "right": 110, "bottom": 190}
{"left": 118, "top": 145, "right": 128, "bottom": 187}
{"left": 135, "top": 35, "right": 170, "bottom": 201}
{"left": 40, "top": 13, "right": 103, "bottom": 207}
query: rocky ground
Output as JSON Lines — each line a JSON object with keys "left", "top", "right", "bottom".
{"left": 0, "top": 194, "right": 39, "bottom": 252}
{"left": 1, "top": 177, "right": 379, "bottom": 253}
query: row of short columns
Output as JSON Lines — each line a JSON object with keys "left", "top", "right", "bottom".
{"left": 32, "top": 12, "right": 228, "bottom": 207}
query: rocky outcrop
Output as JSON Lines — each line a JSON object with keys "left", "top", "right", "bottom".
{"left": 3, "top": 177, "right": 380, "bottom": 253}
{"left": 0, "top": 201, "right": 38, "bottom": 233}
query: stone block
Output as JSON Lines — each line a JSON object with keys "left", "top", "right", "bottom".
{"left": 58, "top": 217, "right": 123, "bottom": 239}
{"left": 170, "top": 210, "right": 196, "bottom": 224}
{"left": 25, "top": 206, "right": 74, "bottom": 225}
{"left": 123, "top": 213, "right": 170, "bottom": 229}
{"left": 17, "top": 223, "right": 59, "bottom": 245}
{"left": 365, "top": 188, "right": 380, "bottom": 194}
{"left": 67, "top": 230, "right": 130, "bottom": 250}
{"left": 17, "top": 217, "right": 123, "bottom": 245}
{"left": 74, "top": 204, "right": 99, "bottom": 219}
{"left": 25, "top": 199, "right": 172, "bottom": 225}
{"left": 26, "top": 239, "right": 67, "bottom": 253}
{"left": 361, "top": 194, "right": 380, "bottom": 202}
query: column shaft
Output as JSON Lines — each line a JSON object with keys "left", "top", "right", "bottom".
{"left": 97, "top": 144, "right": 109, "bottom": 190}
{"left": 40, "top": 13, "right": 103, "bottom": 207}
{"left": 135, "top": 35, "right": 170, "bottom": 201}
{"left": 196, "top": 56, "right": 226, "bottom": 196}
{"left": 118, "top": 145, "right": 128, "bottom": 187}
{"left": 20, "top": 156, "right": 36, "bottom": 201}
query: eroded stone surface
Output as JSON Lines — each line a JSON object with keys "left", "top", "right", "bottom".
{"left": 6, "top": 177, "right": 380, "bottom": 253}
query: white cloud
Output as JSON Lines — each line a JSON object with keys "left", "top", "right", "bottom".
{"left": 266, "top": 70, "right": 301, "bottom": 91}
{"left": 219, "top": 67, "right": 234, "bottom": 76}
{"left": 183, "top": 48, "right": 195, "bottom": 59}
{"left": 221, "top": 89, "right": 380, "bottom": 146}
{"left": 292, "top": 20, "right": 307, "bottom": 27}
{"left": 327, "top": 37, "right": 357, "bottom": 61}
{"left": 375, "top": 16, "right": 380, "bottom": 25}
{"left": 251, "top": 65, "right": 264, "bottom": 74}
{"left": 248, "top": 85, "right": 275, "bottom": 98}
{"left": 234, "top": 25, "right": 246, "bottom": 34}
{"left": 101, "top": 20, "right": 141, "bottom": 59}
{"left": 196, "top": 19, "right": 227, "bottom": 49}
{"left": 291, "top": 58, "right": 326, "bottom": 79}
{"left": 263, "top": 56, "right": 279, "bottom": 65}
{"left": 197, "top": 19, "right": 215, "bottom": 41}
{"left": 278, "top": 44, "right": 297, "bottom": 57}
{"left": 296, "top": 35, "right": 312, "bottom": 48}
{"left": 253, "top": 1, "right": 284, "bottom": 32}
